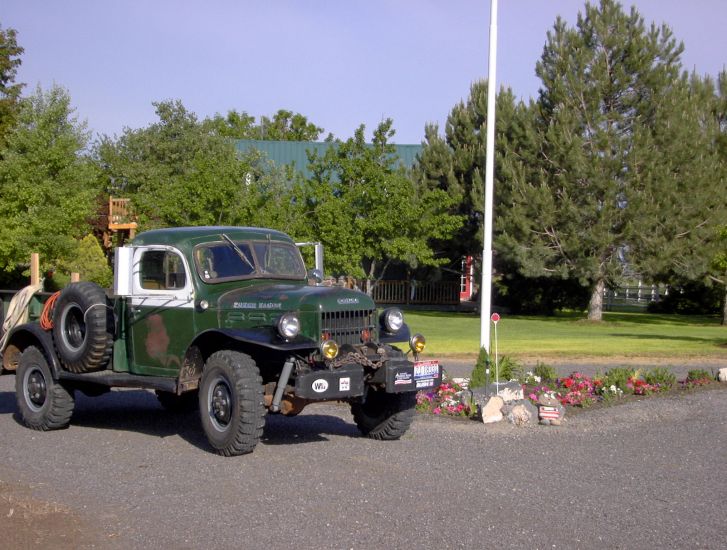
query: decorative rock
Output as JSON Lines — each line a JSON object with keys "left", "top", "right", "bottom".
{"left": 471, "top": 387, "right": 491, "bottom": 410}
{"left": 718, "top": 368, "right": 727, "bottom": 383}
{"left": 505, "top": 400, "right": 538, "bottom": 427}
{"left": 497, "top": 382, "right": 524, "bottom": 403}
{"left": 480, "top": 395, "right": 504, "bottom": 424}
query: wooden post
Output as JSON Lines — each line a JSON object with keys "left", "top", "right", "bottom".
{"left": 30, "top": 253, "right": 40, "bottom": 286}
{"left": 70, "top": 272, "right": 80, "bottom": 282}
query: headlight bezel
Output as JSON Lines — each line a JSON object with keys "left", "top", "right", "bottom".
{"left": 321, "top": 339, "right": 339, "bottom": 360}
{"left": 277, "top": 312, "right": 301, "bottom": 340}
{"left": 409, "top": 333, "right": 426, "bottom": 354}
{"left": 381, "top": 308, "right": 405, "bottom": 333}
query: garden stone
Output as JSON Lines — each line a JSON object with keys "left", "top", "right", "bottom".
{"left": 718, "top": 368, "right": 727, "bottom": 383}
{"left": 480, "top": 395, "right": 504, "bottom": 424}
{"left": 505, "top": 400, "right": 538, "bottom": 427}
{"left": 497, "top": 382, "right": 524, "bottom": 403}
{"left": 471, "top": 387, "right": 491, "bottom": 410}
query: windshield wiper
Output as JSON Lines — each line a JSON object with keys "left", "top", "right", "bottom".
{"left": 220, "top": 234, "right": 256, "bottom": 272}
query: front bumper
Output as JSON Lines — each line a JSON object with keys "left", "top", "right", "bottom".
{"left": 294, "top": 358, "right": 442, "bottom": 400}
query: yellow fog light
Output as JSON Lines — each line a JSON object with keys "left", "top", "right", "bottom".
{"left": 410, "top": 333, "right": 426, "bottom": 354}
{"left": 321, "top": 339, "right": 339, "bottom": 360}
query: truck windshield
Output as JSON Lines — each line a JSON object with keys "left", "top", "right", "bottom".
{"left": 194, "top": 240, "right": 306, "bottom": 282}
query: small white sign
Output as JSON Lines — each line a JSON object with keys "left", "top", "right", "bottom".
{"left": 339, "top": 377, "right": 351, "bottom": 392}
{"left": 312, "top": 379, "right": 329, "bottom": 393}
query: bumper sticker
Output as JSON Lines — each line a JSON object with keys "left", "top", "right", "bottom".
{"left": 339, "top": 377, "right": 351, "bottom": 392}
{"left": 414, "top": 360, "right": 440, "bottom": 379}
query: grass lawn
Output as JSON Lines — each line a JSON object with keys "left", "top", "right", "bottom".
{"left": 404, "top": 310, "right": 727, "bottom": 360}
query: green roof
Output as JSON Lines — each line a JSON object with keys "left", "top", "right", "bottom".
{"left": 235, "top": 139, "right": 422, "bottom": 179}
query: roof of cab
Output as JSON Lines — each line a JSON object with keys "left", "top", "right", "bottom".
{"left": 132, "top": 226, "right": 295, "bottom": 249}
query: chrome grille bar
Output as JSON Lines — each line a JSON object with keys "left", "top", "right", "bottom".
{"left": 320, "top": 309, "right": 376, "bottom": 346}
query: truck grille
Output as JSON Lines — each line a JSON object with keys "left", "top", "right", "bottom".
{"left": 320, "top": 309, "right": 376, "bottom": 346}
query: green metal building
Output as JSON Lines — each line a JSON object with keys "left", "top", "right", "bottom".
{"left": 235, "top": 140, "right": 423, "bottom": 180}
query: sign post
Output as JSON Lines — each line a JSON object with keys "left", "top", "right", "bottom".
{"left": 491, "top": 312, "right": 500, "bottom": 387}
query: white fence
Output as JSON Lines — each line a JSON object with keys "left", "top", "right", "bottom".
{"left": 603, "top": 283, "right": 666, "bottom": 310}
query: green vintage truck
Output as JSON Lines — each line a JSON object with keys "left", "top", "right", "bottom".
{"left": 1, "top": 226, "right": 441, "bottom": 455}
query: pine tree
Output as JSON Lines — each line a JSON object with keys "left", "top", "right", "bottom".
{"left": 498, "top": 0, "right": 692, "bottom": 320}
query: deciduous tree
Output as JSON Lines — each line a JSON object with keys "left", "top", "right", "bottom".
{"left": 297, "top": 120, "right": 461, "bottom": 288}
{"left": 0, "top": 85, "right": 98, "bottom": 274}
{"left": 0, "top": 24, "right": 25, "bottom": 151}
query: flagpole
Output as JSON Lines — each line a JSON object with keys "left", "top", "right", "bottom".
{"left": 480, "top": 0, "right": 498, "bottom": 352}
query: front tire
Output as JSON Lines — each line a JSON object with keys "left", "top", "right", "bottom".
{"left": 15, "top": 346, "right": 75, "bottom": 430}
{"left": 351, "top": 389, "right": 416, "bottom": 440}
{"left": 199, "top": 351, "right": 265, "bottom": 456}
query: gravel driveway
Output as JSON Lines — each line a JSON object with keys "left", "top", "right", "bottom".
{"left": 1, "top": 372, "right": 726, "bottom": 549}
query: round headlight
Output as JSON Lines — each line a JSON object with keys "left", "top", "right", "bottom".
{"left": 410, "top": 333, "right": 426, "bottom": 354}
{"left": 382, "top": 308, "right": 404, "bottom": 332}
{"left": 321, "top": 339, "right": 339, "bottom": 360}
{"left": 277, "top": 313, "right": 300, "bottom": 339}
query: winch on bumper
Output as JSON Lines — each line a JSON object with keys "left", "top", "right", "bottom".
{"left": 294, "top": 356, "right": 442, "bottom": 400}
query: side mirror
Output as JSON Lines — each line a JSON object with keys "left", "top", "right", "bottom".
{"left": 307, "top": 269, "right": 323, "bottom": 285}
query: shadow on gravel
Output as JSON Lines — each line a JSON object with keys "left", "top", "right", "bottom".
{"left": 262, "top": 413, "right": 360, "bottom": 446}
{"left": 0, "top": 391, "right": 16, "bottom": 415}
{"left": 2, "top": 386, "right": 362, "bottom": 452}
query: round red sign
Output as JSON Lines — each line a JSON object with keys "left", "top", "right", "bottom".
{"left": 491, "top": 312, "right": 500, "bottom": 323}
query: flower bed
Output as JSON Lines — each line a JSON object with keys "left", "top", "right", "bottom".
{"left": 416, "top": 365, "right": 721, "bottom": 419}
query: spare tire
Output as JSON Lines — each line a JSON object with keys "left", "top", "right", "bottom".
{"left": 52, "top": 282, "right": 114, "bottom": 373}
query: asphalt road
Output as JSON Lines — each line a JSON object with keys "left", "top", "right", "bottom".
{"left": 1, "top": 372, "right": 726, "bottom": 549}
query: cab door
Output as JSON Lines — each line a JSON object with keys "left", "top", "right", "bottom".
{"left": 128, "top": 246, "right": 196, "bottom": 376}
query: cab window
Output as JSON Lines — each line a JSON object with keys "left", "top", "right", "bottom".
{"left": 140, "top": 250, "right": 187, "bottom": 290}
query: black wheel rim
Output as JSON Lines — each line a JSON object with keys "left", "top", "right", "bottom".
{"left": 61, "top": 303, "right": 86, "bottom": 352}
{"left": 208, "top": 376, "right": 232, "bottom": 432}
{"left": 24, "top": 367, "right": 47, "bottom": 412}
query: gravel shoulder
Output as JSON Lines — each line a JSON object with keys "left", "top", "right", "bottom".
{"left": 1, "top": 372, "right": 726, "bottom": 549}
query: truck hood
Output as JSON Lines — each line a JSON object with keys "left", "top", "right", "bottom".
{"left": 216, "top": 284, "right": 376, "bottom": 313}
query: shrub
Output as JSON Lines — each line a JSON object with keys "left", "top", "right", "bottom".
{"left": 683, "top": 369, "right": 713, "bottom": 387}
{"left": 602, "top": 367, "right": 636, "bottom": 393}
{"left": 469, "top": 349, "right": 521, "bottom": 388}
{"left": 644, "top": 367, "right": 676, "bottom": 390}
{"left": 533, "top": 361, "right": 558, "bottom": 382}
{"left": 469, "top": 347, "right": 490, "bottom": 389}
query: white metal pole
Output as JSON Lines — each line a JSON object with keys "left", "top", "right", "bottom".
{"left": 480, "top": 0, "right": 498, "bottom": 352}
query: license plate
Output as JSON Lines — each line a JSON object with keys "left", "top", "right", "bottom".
{"left": 414, "top": 360, "right": 440, "bottom": 379}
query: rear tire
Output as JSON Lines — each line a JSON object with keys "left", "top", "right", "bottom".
{"left": 52, "top": 282, "right": 114, "bottom": 373}
{"left": 199, "top": 351, "right": 265, "bottom": 456}
{"left": 351, "top": 389, "right": 416, "bottom": 440}
{"left": 16, "top": 346, "right": 75, "bottom": 430}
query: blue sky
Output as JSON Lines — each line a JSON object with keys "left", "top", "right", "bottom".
{"left": 2, "top": 1, "right": 725, "bottom": 144}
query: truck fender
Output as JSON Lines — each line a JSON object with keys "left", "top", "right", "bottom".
{"left": 196, "top": 327, "right": 318, "bottom": 352}
{"left": 2, "top": 323, "right": 63, "bottom": 379}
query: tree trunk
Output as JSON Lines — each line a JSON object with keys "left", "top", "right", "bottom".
{"left": 587, "top": 279, "right": 605, "bottom": 321}
{"left": 722, "top": 283, "right": 727, "bottom": 326}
